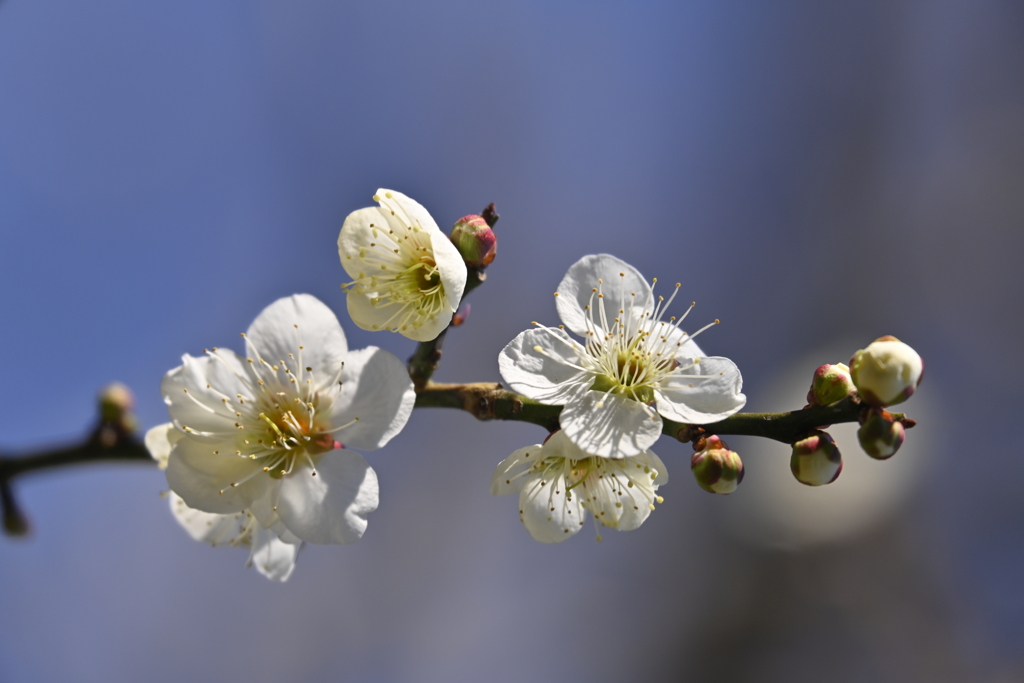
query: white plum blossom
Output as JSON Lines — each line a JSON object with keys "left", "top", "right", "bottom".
{"left": 499, "top": 254, "right": 746, "bottom": 459}
{"left": 490, "top": 430, "right": 668, "bottom": 543}
{"left": 338, "top": 189, "right": 467, "bottom": 342}
{"left": 146, "top": 424, "right": 299, "bottom": 582}
{"left": 161, "top": 294, "right": 416, "bottom": 546}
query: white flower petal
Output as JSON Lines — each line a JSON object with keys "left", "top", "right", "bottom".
{"left": 144, "top": 423, "right": 181, "bottom": 470}
{"left": 245, "top": 294, "right": 348, "bottom": 378}
{"left": 559, "top": 391, "right": 663, "bottom": 459}
{"left": 327, "top": 346, "right": 415, "bottom": 451}
{"left": 391, "top": 300, "right": 453, "bottom": 342}
{"left": 610, "top": 451, "right": 667, "bottom": 531}
{"left": 518, "top": 465, "right": 585, "bottom": 544}
{"left": 165, "top": 437, "right": 270, "bottom": 514}
{"left": 655, "top": 356, "right": 746, "bottom": 424}
{"left": 168, "top": 492, "right": 250, "bottom": 544}
{"left": 540, "top": 428, "right": 589, "bottom": 459}
{"left": 430, "top": 228, "right": 468, "bottom": 314}
{"left": 345, "top": 289, "right": 405, "bottom": 333}
{"left": 375, "top": 188, "right": 441, "bottom": 233}
{"left": 275, "top": 450, "right": 379, "bottom": 545}
{"left": 583, "top": 465, "right": 631, "bottom": 528}
{"left": 644, "top": 449, "right": 670, "bottom": 486}
{"left": 338, "top": 206, "right": 389, "bottom": 279}
{"left": 249, "top": 525, "right": 300, "bottom": 582}
{"left": 249, "top": 491, "right": 304, "bottom": 545}
{"left": 160, "top": 352, "right": 249, "bottom": 440}
{"left": 490, "top": 444, "right": 543, "bottom": 496}
{"left": 498, "top": 327, "right": 591, "bottom": 404}
{"left": 556, "top": 254, "right": 652, "bottom": 337}
{"left": 247, "top": 483, "right": 281, "bottom": 527}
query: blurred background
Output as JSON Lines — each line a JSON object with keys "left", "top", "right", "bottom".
{"left": 1, "top": 1, "right": 1022, "bottom": 681}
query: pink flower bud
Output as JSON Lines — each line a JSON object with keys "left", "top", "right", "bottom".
{"left": 691, "top": 435, "right": 744, "bottom": 495}
{"left": 790, "top": 431, "right": 843, "bottom": 486}
{"left": 450, "top": 214, "right": 497, "bottom": 268}
{"left": 849, "top": 336, "right": 923, "bottom": 407}
{"left": 806, "top": 362, "right": 857, "bottom": 406}
{"left": 857, "top": 409, "right": 906, "bottom": 460}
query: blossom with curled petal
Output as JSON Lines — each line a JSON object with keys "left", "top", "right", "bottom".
{"left": 147, "top": 424, "right": 299, "bottom": 582}
{"left": 499, "top": 254, "right": 746, "bottom": 459}
{"left": 338, "top": 189, "right": 467, "bottom": 342}
{"left": 490, "top": 430, "right": 668, "bottom": 543}
{"left": 161, "top": 294, "right": 416, "bottom": 546}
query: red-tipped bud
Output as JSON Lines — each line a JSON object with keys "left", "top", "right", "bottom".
{"left": 806, "top": 363, "right": 856, "bottom": 406}
{"left": 790, "top": 431, "right": 843, "bottom": 486}
{"left": 691, "top": 435, "right": 744, "bottom": 495}
{"left": 857, "top": 408, "right": 906, "bottom": 460}
{"left": 849, "top": 336, "right": 923, "bottom": 407}
{"left": 450, "top": 214, "right": 497, "bottom": 268}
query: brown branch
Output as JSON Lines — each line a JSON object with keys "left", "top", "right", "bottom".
{"left": 0, "top": 432, "right": 151, "bottom": 482}
{"left": 414, "top": 382, "right": 561, "bottom": 432}
{"left": 415, "top": 384, "right": 884, "bottom": 445}
{"left": 0, "top": 423, "right": 152, "bottom": 536}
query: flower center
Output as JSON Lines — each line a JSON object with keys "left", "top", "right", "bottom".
{"left": 342, "top": 220, "right": 448, "bottom": 333}
{"left": 589, "top": 345, "right": 658, "bottom": 403}
{"left": 253, "top": 398, "right": 335, "bottom": 478}
{"left": 414, "top": 258, "right": 441, "bottom": 292}
{"left": 393, "top": 257, "right": 442, "bottom": 300}
{"left": 576, "top": 275, "right": 719, "bottom": 403}
{"left": 198, "top": 336, "right": 360, "bottom": 491}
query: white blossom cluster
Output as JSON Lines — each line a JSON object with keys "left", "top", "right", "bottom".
{"left": 148, "top": 189, "right": 746, "bottom": 580}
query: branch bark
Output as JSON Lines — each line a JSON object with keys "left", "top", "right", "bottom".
{"left": 0, "top": 434, "right": 151, "bottom": 482}
{"left": 414, "top": 384, "right": 883, "bottom": 445}
{"left": 0, "top": 424, "right": 151, "bottom": 536}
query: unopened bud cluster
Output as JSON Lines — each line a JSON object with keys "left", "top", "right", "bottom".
{"left": 691, "top": 436, "right": 744, "bottom": 494}
{"left": 790, "top": 337, "right": 921, "bottom": 484}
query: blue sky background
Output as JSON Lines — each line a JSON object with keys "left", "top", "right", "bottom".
{"left": 1, "top": 2, "right": 1022, "bottom": 681}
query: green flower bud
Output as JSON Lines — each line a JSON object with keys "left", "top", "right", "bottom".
{"left": 857, "top": 409, "right": 905, "bottom": 460}
{"left": 806, "top": 362, "right": 856, "bottom": 406}
{"left": 691, "top": 436, "right": 744, "bottom": 494}
{"left": 790, "top": 431, "right": 843, "bottom": 486}
{"left": 849, "top": 336, "right": 923, "bottom": 407}
{"left": 450, "top": 214, "right": 497, "bottom": 268}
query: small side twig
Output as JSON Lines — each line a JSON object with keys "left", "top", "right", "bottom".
{"left": 0, "top": 387, "right": 152, "bottom": 537}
